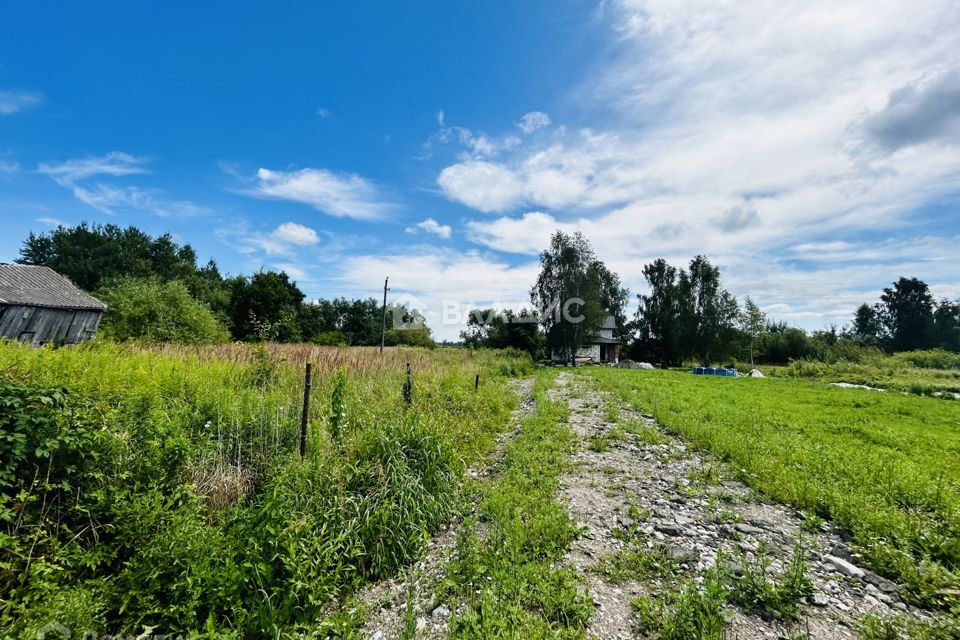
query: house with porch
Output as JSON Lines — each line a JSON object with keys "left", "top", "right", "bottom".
{"left": 551, "top": 315, "right": 621, "bottom": 364}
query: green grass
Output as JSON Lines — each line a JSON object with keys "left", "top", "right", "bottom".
{"left": 632, "top": 567, "right": 729, "bottom": 640}
{"left": 856, "top": 613, "right": 960, "bottom": 639}
{"left": 724, "top": 541, "right": 813, "bottom": 621}
{"left": 0, "top": 340, "right": 532, "bottom": 638}
{"left": 766, "top": 351, "right": 960, "bottom": 398}
{"left": 596, "top": 546, "right": 683, "bottom": 583}
{"left": 588, "top": 368, "right": 960, "bottom": 613}
{"left": 442, "top": 372, "right": 592, "bottom": 639}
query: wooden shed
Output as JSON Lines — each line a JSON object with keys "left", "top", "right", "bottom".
{"left": 0, "top": 264, "right": 106, "bottom": 346}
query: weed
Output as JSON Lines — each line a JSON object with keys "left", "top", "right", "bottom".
{"left": 328, "top": 368, "right": 348, "bottom": 443}
{"left": 723, "top": 541, "right": 813, "bottom": 621}
{"left": 856, "top": 613, "right": 960, "bottom": 639}
{"left": 632, "top": 567, "right": 729, "bottom": 640}
{"left": 588, "top": 434, "right": 611, "bottom": 452}
{"left": 445, "top": 373, "right": 591, "bottom": 638}
{"left": 596, "top": 546, "right": 683, "bottom": 583}
{"left": 0, "top": 341, "right": 527, "bottom": 637}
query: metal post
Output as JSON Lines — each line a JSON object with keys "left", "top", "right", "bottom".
{"left": 300, "top": 362, "right": 312, "bottom": 457}
{"left": 474, "top": 373, "right": 480, "bottom": 392}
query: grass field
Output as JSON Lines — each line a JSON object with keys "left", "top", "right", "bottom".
{"left": 588, "top": 367, "right": 960, "bottom": 615}
{"left": 764, "top": 350, "right": 960, "bottom": 398}
{"left": 0, "top": 340, "right": 531, "bottom": 638}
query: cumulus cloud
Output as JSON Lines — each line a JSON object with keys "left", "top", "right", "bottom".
{"left": 0, "top": 90, "right": 42, "bottom": 115}
{"left": 218, "top": 221, "right": 322, "bottom": 257}
{"left": 272, "top": 222, "right": 320, "bottom": 245}
{"left": 467, "top": 211, "right": 574, "bottom": 254}
{"left": 335, "top": 249, "right": 541, "bottom": 341}
{"left": 436, "top": 0, "right": 960, "bottom": 330}
{"left": 406, "top": 218, "right": 452, "bottom": 239}
{"left": 437, "top": 161, "right": 525, "bottom": 213}
{"left": 517, "top": 111, "right": 551, "bottom": 134}
{"left": 250, "top": 167, "right": 392, "bottom": 220}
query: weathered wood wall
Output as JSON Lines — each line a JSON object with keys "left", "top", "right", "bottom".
{"left": 0, "top": 304, "right": 102, "bottom": 346}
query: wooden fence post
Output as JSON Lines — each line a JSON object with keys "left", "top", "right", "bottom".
{"left": 402, "top": 362, "right": 413, "bottom": 405}
{"left": 300, "top": 362, "right": 312, "bottom": 457}
{"left": 474, "top": 373, "right": 480, "bottom": 392}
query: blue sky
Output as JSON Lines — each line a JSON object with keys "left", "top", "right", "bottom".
{"left": 2, "top": 1, "right": 959, "bottom": 339}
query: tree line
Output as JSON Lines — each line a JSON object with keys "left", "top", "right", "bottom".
{"left": 17, "top": 223, "right": 433, "bottom": 346}
{"left": 463, "top": 231, "right": 960, "bottom": 365}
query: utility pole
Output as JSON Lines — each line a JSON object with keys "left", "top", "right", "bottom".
{"left": 379, "top": 276, "right": 389, "bottom": 354}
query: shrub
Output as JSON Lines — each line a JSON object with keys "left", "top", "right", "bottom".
{"left": 890, "top": 349, "right": 960, "bottom": 371}
{"left": 97, "top": 277, "right": 230, "bottom": 344}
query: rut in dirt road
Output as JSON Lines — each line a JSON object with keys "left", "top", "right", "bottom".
{"left": 554, "top": 370, "right": 932, "bottom": 640}
{"left": 358, "top": 377, "right": 536, "bottom": 640}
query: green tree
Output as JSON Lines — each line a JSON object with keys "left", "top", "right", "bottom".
{"left": 933, "top": 299, "right": 960, "bottom": 352}
{"left": 634, "top": 256, "right": 738, "bottom": 365}
{"left": 460, "top": 308, "right": 545, "bottom": 359}
{"left": 685, "top": 256, "right": 739, "bottom": 365}
{"left": 531, "top": 231, "right": 625, "bottom": 365}
{"left": 852, "top": 303, "right": 883, "bottom": 345}
{"left": 228, "top": 271, "right": 305, "bottom": 341}
{"left": 634, "top": 259, "right": 682, "bottom": 365}
{"left": 877, "top": 277, "right": 935, "bottom": 352}
{"left": 739, "top": 296, "right": 766, "bottom": 365}
{"left": 18, "top": 222, "right": 202, "bottom": 291}
{"left": 96, "top": 278, "right": 230, "bottom": 344}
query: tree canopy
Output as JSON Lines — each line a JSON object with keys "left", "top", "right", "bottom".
{"left": 634, "top": 256, "right": 739, "bottom": 365}
{"left": 530, "top": 231, "right": 627, "bottom": 364}
{"left": 17, "top": 222, "right": 435, "bottom": 347}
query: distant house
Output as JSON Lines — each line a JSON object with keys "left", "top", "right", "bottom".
{"left": 0, "top": 264, "right": 107, "bottom": 346}
{"left": 552, "top": 315, "right": 621, "bottom": 364}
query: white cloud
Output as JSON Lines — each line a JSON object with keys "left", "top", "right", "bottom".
{"left": 35, "top": 216, "right": 68, "bottom": 227}
{"left": 517, "top": 111, "right": 551, "bottom": 134}
{"left": 250, "top": 167, "right": 392, "bottom": 220}
{"left": 438, "top": 0, "right": 960, "bottom": 330}
{"left": 0, "top": 159, "right": 19, "bottom": 174}
{"left": 406, "top": 218, "right": 452, "bottom": 239}
{"left": 316, "top": 107, "right": 332, "bottom": 118}
{"left": 335, "top": 249, "right": 541, "bottom": 341}
{"left": 272, "top": 222, "right": 320, "bottom": 245}
{"left": 38, "top": 152, "right": 149, "bottom": 184}
{"left": 37, "top": 152, "right": 205, "bottom": 216}
{"left": 437, "top": 161, "right": 524, "bottom": 213}
{"left": 0, "top": 90, "right": 42, "bottom": 115}
{"left": 467, "top": 211, "right": 575, "bottom": 254}
{"left": 273, "top": 263, "right": 309, "bottom": 280}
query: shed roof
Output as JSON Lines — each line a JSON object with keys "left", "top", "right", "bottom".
{"left": 602, "top": 315, "right": 617, "bottom": 329}
{"left": 0, "top": 264, "right": 107, "bottom": 310}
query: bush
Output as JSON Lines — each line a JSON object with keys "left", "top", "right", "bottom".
{"left": 97, "top": 277, "right": 230, "bottom": 344}
{"left": 312, "top": 330, "right": 349, "bottom": 346}
{"left": 384, "top": 327, "right": 436, "bottom": 348}
{"left": 890, "top": 349, "right": 960, "bottom": 370}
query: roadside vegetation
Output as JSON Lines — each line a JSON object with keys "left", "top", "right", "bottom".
{"left": 589, "top": 367, "right": 960, "bottom": 619}
{"left": 0, "top": 340, "right": 532, "bottom": 638}
{"left": 443, "top": 372, "right": 592, "bottom": 639}
{"left": 766, "top": 349, "right": 960, "bottom": 397}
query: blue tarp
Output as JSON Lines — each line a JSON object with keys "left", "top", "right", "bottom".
{"left": 692, "top": 367, "right": 738, "bottom": 377}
